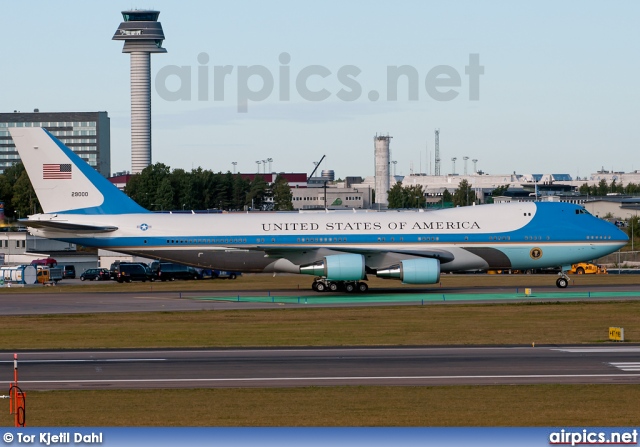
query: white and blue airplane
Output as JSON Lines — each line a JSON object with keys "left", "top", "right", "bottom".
{"left": 10, "top": 127, "right": 628, "bottom": 292}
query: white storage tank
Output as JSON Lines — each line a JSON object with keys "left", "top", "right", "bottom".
{"left": 0, "top": 265, "right": 37, "bottom": 284}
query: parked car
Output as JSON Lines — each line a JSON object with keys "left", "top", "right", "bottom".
{"left": 80, "top": 268, "right": 109, "bottom": 281}
{"left": 152, "top": 261, "right": 201, "bottom": 281}
{"left": 115, "top": 263, "right": 154, "bottom": 283}
{"left": 62, "top": 265, "right": 76, "bottom": 279}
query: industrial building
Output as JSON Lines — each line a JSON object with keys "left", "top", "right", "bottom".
{"left": 0, "top": 111, "right": 111, "bottom": 177}
{"left": 0, "top": 230, "right": 98, "bottom": 273}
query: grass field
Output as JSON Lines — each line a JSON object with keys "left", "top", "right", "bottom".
{"left": 12, "top": 385, "right": 640, "bottom": 426}
{"left": 1, "top": 301, "right": 639, "bottom": 349}
{"left": 1, "top": 274, "right": 639, "bottom": 427}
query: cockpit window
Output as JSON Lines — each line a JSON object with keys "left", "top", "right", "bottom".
{"left": 575, "top": 208, "right": 591, "bottom": 215}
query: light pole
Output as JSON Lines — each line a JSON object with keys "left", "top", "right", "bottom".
{"left": 262, "top": 160, "right": 267, "bottom": 174}
{"left": 267, "top": 158, "right": 273, "bottom": 173}
{"left": 232, "top": 161, "right": 237, "bottom": 174}
{"left": 391, "top": 160, "right": 397, "bottom": 177}
{"left": 451, "top": 157, "right": 457, "bottom": 175}
{"left": 256, "top": 161, "right": 261, "bottom": 174}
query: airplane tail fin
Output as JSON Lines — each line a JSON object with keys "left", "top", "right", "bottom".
{"left": 9, "top": 127, "right": 148, "bottom": 215}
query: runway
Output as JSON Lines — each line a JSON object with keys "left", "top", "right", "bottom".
{"left": 1, "top": 346, "right": 640, "bottom": 390}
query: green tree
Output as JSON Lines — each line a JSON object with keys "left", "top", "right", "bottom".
{"left": 272, "top": 174, "right": 294, "bottom": 211}
{"left": 247, "top": 175, "right": 268, "bottom": 210}
{"left": 11, "top": 171, "right": 40, "bottom": 218}
{"left": 387, "top": 182, "right": 405, "bottom": 208}
{"left": 172, "top": 168, "right": 193, "bottom": 211}
{"left": 441, "top": 189, "right": 452, "bottom": 207}
{"left": 579, "top": 183, "right": 591, "bottom": 195}
{"left": 155, "top": 177, "right": 175, "bottom": 211}
{"left": 125, "top": 163, "right": 171, "bottom": 209}
{"left": 625, "top": 183, "right": 639, "bottom": 195}
{"left": 0, "top": 163, "right": 25, "bottom": 219}
{"left": 404, "top": 185, "right": 426, "bottom": 208}
{"left": 231, "top": 174, "right": 250, "bottom": 210}
{"left": 452, "top": 179, "right": 474, "bottom": 207}
{"left": 597, "top": 179, "right": 609, "bottom": 196}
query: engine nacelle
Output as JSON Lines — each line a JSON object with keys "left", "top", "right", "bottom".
{"left": 299, "top": 254, "right": 366, "bottom": 281}
{"left": 376, "top": 258, "right": 441, "bottom": 284}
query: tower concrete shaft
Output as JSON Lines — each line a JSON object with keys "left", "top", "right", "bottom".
{"left": 374, "top": 135, "right": 392, "bottom": 207}
{"left": 113, "top": 10, "right": 166, "bottom": 174}
{"left": 131, "top": 52, "right": 151, "bottom": 172}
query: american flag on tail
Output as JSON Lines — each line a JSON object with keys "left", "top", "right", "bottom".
{"left": 43, "top": 164, "right": 72, "bottom": 180}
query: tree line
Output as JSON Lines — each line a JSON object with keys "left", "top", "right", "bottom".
{"left": 0, "top": 163, "right": 41, "bottom": 221}
{"left": 579, "top": 179, "right": 640, "bottom": 196}
{"left": 0, "top": 162, "right": 294, "bottom": 221}
{"left": 124, "top": 163, "right": 294, "bottom": 212}
{"left": 387, "top": 179, "right": 505, "bottom": 208}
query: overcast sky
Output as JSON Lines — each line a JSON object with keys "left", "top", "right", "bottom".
{"left": 3, "top": 1, "right": 638, "bottom": 179}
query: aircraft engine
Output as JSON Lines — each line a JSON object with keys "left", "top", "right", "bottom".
{"left": 376, "top": 258, "right": 441, "bottom": 284}
{"left": 299, "top": 254, "right": 366, "bottom": 281}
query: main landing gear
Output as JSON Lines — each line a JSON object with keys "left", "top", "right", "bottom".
{"left": 556, "top": 272, "right": 570, "bottom": 288}
{"left": 312, "top": 278, "right": 368, "bottom": 293}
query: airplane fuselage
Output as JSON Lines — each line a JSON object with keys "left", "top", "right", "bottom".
{"left": 26, "top": 202, "right": 625, "bottom": 274}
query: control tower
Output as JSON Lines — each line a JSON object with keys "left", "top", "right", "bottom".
{"left": 113, "top": 10, "right": 166, "bottom": 174}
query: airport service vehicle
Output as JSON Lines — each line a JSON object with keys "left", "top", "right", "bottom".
{"left": 0, "top": 265, "right": 37, "bottom": 285}
{"left": 569, "top": 262, "right": 608, "bottom": 275}
{"left": 35, "top": 266, "right": 62, "bottom": 284}
{"left": 33, "top": 264, "right": 63, "bottom": 283}
{"left": 213, "top": 270, "right": 240, "bottom": 280}
{"left": 10, "top": 127, "right": 629, "bottom": 291}
{"left": 80, "top": 268, "right": 110, "bottom": 281}
{"left": 62, "top": 264, "right": 76, "bottom": 279}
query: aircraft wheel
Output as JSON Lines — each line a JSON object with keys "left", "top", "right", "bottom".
{"left": 311, "top": 281, "right": 318, "bottom": 291}
{"left": 315, "top": 282, "right": 326, "bottom": 292}
{"left": 329, "top": 282, "right": 339, "bottom": 292}
{"left": 344, "top": 283, "right": 355, "bottom": 293}
{"left": 556, "top": 277, "right": 568, "bottom": 288}
{"left": 357, "top": 282, "right": 369, "bottom": 293}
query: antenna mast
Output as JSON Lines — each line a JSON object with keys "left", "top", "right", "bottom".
{"left": 434, "top": 129, "right": 441, "bottom": 176}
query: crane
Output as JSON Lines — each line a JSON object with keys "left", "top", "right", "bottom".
{"left": 308, "top": 155, "right": 326, "bottom": 181}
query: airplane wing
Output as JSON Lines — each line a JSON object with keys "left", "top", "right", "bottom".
{"left": 262, "top": 246, "right": 455, "bottom": 267}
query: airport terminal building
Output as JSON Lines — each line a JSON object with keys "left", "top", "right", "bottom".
{"left": 0, "top": 111, "right": 111, "bottom": 177}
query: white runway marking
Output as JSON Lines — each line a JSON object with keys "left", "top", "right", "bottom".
{"left": 0, "top": 359, "right": 167, "bottom": 363}
{"left": 609, "top": 362, "right": 640, "bottom": 371}
{"left": 1, "top": 373, "right": 640, "bottom": 386}
{"left": 552, "top": 347, "right": 640, "bottom": 353}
